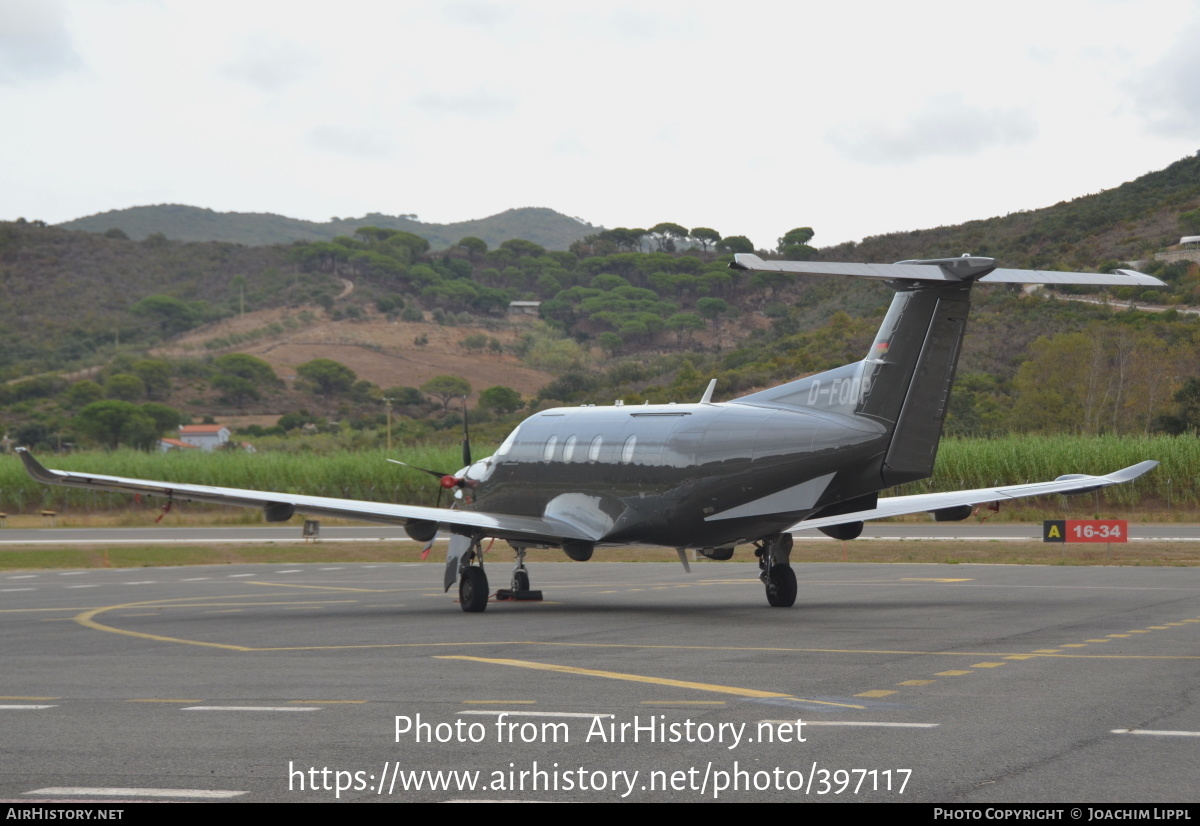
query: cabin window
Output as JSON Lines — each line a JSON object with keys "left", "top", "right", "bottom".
{"left": 621, "top": 435, "right": 637, "bottom": 464}
{"left": 562, "top": 435, "right": 577, "bottom": 462}
{"left": 588, "top": 435, "right": 603, "bottom": 462}
{"left": 543, "top": 435, "right": 558, "bottom": 462}
{"left": 495, "top": 426, "right": 521, "bottom": 457}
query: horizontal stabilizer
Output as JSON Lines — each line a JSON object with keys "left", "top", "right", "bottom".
{"left": 732, "top": 254, "right": 1166, "bottom": 288}
{"left": 980, "top": 268, "right": 1165, "bottom": 286}
{"left": 789, "top": 461, "right": 1158, "bottom": 533}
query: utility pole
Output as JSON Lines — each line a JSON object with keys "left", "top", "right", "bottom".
{"left": 382, "top": 397, "right": 395, "bottom": 451}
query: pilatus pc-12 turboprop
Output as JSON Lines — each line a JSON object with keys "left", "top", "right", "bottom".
{"left": 19, "top": 254, "right": 1164, "bottom": 611}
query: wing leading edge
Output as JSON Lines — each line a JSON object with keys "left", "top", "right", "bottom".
{"left": 789, "top": 461, "right": 1158, "bottom": 533}
{"left": 14, "top": 448, "right": 597, "bottom": 545}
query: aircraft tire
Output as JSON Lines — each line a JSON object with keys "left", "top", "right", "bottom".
{"left": 765, "top": 564, "right": 797, "bottom": 608}
{"left": 512, "top": 570, "right": 530, "bottom": 593}
{"left": 459, "top": 567, "right": 489, "bottom": 612}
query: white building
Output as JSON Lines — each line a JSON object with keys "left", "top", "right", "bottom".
{"left": 178, "top": 424, "right": 231, "bottom": 452}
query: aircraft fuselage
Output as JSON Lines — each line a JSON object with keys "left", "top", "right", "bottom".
{"left": 459, "top": 400, "right": 888, "bottom": 549}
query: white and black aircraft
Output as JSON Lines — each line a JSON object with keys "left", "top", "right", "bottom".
{"left": 18, "top": 254, "right": 1164, "bottom": 611}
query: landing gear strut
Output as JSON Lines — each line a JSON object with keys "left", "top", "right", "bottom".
{"left": 495, "top": 544, "right": 543, "bottom": 602}
{"left": 755, "top": 533, "right": 797, "bottom": 608}
{"left": 456, "top": 536, "right": 489, "bottom": 613}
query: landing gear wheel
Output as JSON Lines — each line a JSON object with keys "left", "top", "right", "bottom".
{"left": 459, "top": 567, "right": 489, "bottom": 613}
{"left": 511, "top": 570, "right": 530, "bottom": 593}
{"left": 765, "top": 564, "right": 796, "bottom": 608}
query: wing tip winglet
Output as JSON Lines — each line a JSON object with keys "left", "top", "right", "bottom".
{"left": 730, "top": 253, "right": 765, "bottom": 271}
{"left": 14, "top": 447, "right": 61, "bottom": 484}
{"left": 1106, "top": 460, "right": 1159, "bottom": 483}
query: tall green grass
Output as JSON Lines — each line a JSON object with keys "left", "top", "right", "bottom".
{"left": 0, "top": 446, "right": 463, "bottom": 513}
{"left": 0, "top": 435, "right": 1194, "bottom": 514}
{"left": 917, "top": 435, "right": 1198, "bottom": 507}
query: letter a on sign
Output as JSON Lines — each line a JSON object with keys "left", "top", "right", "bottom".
{"left": 1043, "top": 520, "right": 1065, "bottom": 542}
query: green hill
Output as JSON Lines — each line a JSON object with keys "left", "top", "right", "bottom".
{"left": 5, "top": 151, "right": 1200, "bottom": 442}
{"left": 58, "top": 205, "right": 597, "bottom": 251}
{"left": 820, "top": 151, "right": 1200, "bottom": 269}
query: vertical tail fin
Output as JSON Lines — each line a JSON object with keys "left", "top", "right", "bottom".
{"left": 727, "top": 254, "right": 1166, "bottom": 487}
{"left": 729, "top": 279, "right": 972, "bottom": 484}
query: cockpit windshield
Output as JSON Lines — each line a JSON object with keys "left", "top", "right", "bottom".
{"left": 495, "top": 425, "right": 521, "bottom": 457}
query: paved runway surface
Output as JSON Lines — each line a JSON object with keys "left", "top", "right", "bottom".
{"left": 3, "top": 560, "right": 1199, "bottom": 803}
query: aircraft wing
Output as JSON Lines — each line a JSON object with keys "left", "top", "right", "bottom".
{"left": 14, "top": 449, "right": 598, "bottom": 544}
{"left": 789, "top": 461, "right": 1158, "bottom": 533}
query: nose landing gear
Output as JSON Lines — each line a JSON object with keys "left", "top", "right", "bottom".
{"left": 494, "top": 544, "right": 543, "bottom": 603}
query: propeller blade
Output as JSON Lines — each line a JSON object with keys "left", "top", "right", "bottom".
{"left": 387, "top": 458, "right": 449, "bottom": 480}
{"left": 461, "top": 395, "right": 472, "bottom": 467}
{"left": 387, "top": 458, "right": 472, "bottom": 502}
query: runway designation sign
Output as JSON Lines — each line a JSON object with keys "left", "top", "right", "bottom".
{"left": 1042, "top": 519, "right": 1128, "bottom": 543}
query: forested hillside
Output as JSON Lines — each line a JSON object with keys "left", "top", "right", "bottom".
{"left": 4, "top": 152, "right": 1200, "bottom": 457}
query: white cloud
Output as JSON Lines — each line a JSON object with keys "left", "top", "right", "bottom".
{"left": 577, "top": 7, "right": 700, "bottom": 41}
{"left": 307, "top": 125, "right": 395, "bottom": 159}
{"left": 827, "top": 95, "right": 1039, "bottom": 166}
{"left": 411, "top": 89, "right": 517, "bottom": 119}
{"left": 440, "top": 0, "right": 513, "bottom": 30}
{"left": 220, "top": 36, "right": 320, "bottom": 93}
{"left": 1128, "top": 18, "right": 1200, "bottom": 139}
{"left": 0, "top": 0, "right": 82, "bottom": 83}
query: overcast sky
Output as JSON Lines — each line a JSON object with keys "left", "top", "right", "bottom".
{"left": 2, "top": 0, "right": 1198, "bottom": 250}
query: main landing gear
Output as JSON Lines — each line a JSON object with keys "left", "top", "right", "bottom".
{"left": 495, "top": 544, "right": 543, "bottom": 603}
{"left": 755, "top": 533, "right": 797, "bottom": 608}
{"left": 458, "top": 564, "right": 488, "bottom": 613}
{"left": 445, "top": 534, "right": 490, "bottom": 612}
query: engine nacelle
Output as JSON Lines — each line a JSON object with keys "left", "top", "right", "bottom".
{"left": 404, "top": 520, "right": 439, "bottom": 543}
{"left": 263, "top": 502, "right": 295, "bottom": 523}
{"left": 562, "top": 540, "right": 594, "bottom": 562}
{"left": 818, "top": 521, "right": 863, "bottom": 541}
{"left": 932, "top": 505, "right": 974, "bottom": 522}
{"left": 698, "top": 546, "right": 735, "bottom": 561}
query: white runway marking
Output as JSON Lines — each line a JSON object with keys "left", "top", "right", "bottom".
{"left": 27, "top": 787, "right": 247, "bottom": 798}
{"left": 2, "top": 588, "right": 35, "bottom": 592}
{"left": 1111, "top": 728, "right": 1200, "bottom": 737}
{"left": 58, "top": 571, "right": 87, "bottom": 576}
{"left": 459, "top": 710, "right": 615, "bottom": 719}
{"left": 0, "top": 705, "right": 57, "bottom": 710}
{"left": 227, "top": 573, "right": 256, "bottom": 578}
{"left": 183, "top": 706, "right": 320, "bottom": 712}
{"left": 760, "top": 720, "right": 939, "bottom": 728}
